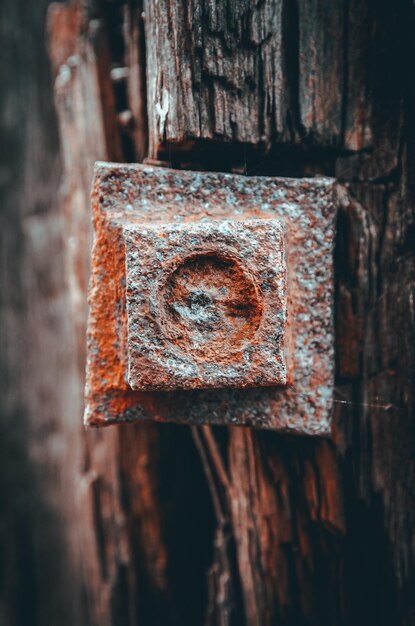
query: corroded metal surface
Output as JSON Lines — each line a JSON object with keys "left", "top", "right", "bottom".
{"left": 124, "top": 219, "right": 287, "bottom": 390}
{"left": 84, "top": 163, "right": 336, "bottom": 434}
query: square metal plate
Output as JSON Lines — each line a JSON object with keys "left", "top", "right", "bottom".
{"left": 123, "top": 218, "right": 287, "bottom": 391}
{"left": 84, "top": 163, "right": 337, "bottom": 435}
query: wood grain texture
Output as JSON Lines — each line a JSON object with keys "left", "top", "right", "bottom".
{"left": 143, "top": 0, "right": 374, "bottom": 157}
{"left": 143, "top": 0, "right": 415, "bottom": 624}
{"left": 0, "top": 1, "right": 86, "bottom": 625}
{"left": 144, "top": 0, "right": 287, "bottom": 156}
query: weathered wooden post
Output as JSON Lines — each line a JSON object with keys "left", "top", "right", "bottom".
{"left": 1, "top": 1, "right": 414, "bottom": 625}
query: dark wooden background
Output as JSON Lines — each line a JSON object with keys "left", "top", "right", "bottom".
{"left": 1, "top": 1, "right": 414, "bottom": 625}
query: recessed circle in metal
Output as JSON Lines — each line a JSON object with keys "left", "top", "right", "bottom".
{"left": 159, "top": 253, "right": 263, "bottom": 361}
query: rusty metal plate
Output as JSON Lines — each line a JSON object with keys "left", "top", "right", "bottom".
{"left": 123, "top": 218, "right": 287, "bottom": 391}
{"left": 84, "top": 163, "right": 337, "bottom": 435}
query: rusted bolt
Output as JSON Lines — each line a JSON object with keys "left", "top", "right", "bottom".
{"left": 123, "top": 218, "right": 287, "bottom": 390}
{"left": 84, "top": 162, "right": 336, "bottom": 435}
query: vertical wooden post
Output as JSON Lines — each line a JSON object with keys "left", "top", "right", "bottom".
{"left": 1, "top": 0, "right": 414, "bottom": 625}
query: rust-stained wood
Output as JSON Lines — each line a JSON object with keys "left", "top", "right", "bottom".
{"left": 1, "top": 0, "right": 414, "bottom": 625}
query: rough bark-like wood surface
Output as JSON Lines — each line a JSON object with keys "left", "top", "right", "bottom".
{"left": 144, "top": 0, "right": 361, "bottom": 156}
{"left": 146, "top": 3, "right": 415, "bottom": 620}
{"left": 2, "top": 0, "right": 414, "bottom": 625}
